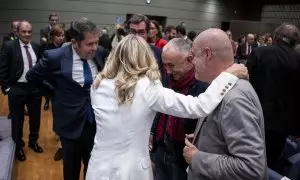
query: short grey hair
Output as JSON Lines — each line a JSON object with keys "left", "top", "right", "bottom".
{"left": 163, "top": 38, "right": 191, "bottom": 54}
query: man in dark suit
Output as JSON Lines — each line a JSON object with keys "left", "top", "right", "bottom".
{"left": 2, "top": 20, "right": 19, "bottom": 45}
{"left": 40, "top": 12, "right": 59, "bottom": 46}
{"left": 26, "top": 18, "right": 108, "bottom": 180}
{"left": 236, "top": 33, "right": 257, "bottom": 64}
{"left": 0, "top": 21, "right": 43, "bottom": 161}
{"left": 247, "top": 23, "right": 300, "bottom": 172}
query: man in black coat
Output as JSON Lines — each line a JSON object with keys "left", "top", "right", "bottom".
{"left": 26, "top": 18, "right": 108, "bottom": 180}
{"left": 0, "top": 21, "right": 43, "bottom": 161}
{"left": 2, "top": 20, "right": 19, "bottom": 46}
{"left": 236, "top": 33, "right": 258, "bottom": 64}
{"left": 246, "top": 23, "right": 300, "bottom": 172}
{"left": 40, "top": 12, "right": 59, "bottom": 46}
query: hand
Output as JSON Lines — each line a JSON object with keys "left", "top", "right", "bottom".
{"left": 183, "top": 137, "right": 199, "bottom": 164}
{"left": 185, "top": 134, "right": 194, "bottom": 143}
{"left": 149, "top": 134, "right": 154, "bottom": 152}
{"left": 225, "top": 63, "right": 249, "bottom": 80}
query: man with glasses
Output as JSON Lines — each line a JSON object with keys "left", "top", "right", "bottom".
{"left": 126, "top": 14, "right": 166, "bottom": 86}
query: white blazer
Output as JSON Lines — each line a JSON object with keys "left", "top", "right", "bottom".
{"left": 86, "top": 72, "right": 238, "bottom": 180}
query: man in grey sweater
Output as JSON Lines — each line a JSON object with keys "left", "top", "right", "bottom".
{"left": 183, "top": 28, "right": 267, "bottom": 180}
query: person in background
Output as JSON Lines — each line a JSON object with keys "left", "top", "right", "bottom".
{"left": 246, "top": 23, "right": 300, "bottom": 172}
{"left": 187, "top": 31, "right": 197, "bottom": 42}
{"left": 40, "top": 12, "right": 59, "bottom": 46}
{"left": 236, "top": 33, "right": 257, "bottom": 64}
{"left": 226, "top": 30, "right": 238, "bottom": 56}
{"left": 176, "top": 25, "right": 192, "bottom": 45}
{"left": 98, "top": 28, "right": 112, "bottom": 52}
{"left": 258, "top": 35, "right": 266, "bottom": 47}
{"left": 164, "top": 25, "right": 177, "bottom": 41}
{"left": 265, "top": 34, "right": 273, "bottom": 46}
{"left": 42, "top": 24, "right": 65, "bottom": 161}
{"left": 148, "top": 20, "right": 167, "bottom": 49}
{"left": 111, "top": 27, "right": 126, "bottom": 49}
{"left": 237, "top": 35, "right": 246, "bottom": 45}
{"left": 2, "top": 20, "right": 19, "bottom": 45}
{"left": 0, "top": 21, "right": 44, "bottom": 161}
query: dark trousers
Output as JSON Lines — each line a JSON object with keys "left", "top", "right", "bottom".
{"left": 154, "top": 145, "right": 187, "bottom": 180}
{"left": 265, "top": 129, "right": 288, "bottom": 172}
{"left": 60, "top": 121, "right": 96, "bottom": 180}
{"left": 8, "top": 83, "right": 42, "bottom": 149}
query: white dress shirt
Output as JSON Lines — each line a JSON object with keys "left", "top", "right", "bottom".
{"left": 72, "top": 47, "right": 98, "bottom": 87}
{"left": 18, "top": 40, "right": 37, "bottom": 82}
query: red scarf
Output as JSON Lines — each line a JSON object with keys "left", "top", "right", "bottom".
{"left": 156, "top": 68, "right": 196, "bottom": 142}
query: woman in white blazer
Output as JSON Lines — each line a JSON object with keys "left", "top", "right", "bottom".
{"left": 86, "top": 35, "right": 247, "bottom": 180}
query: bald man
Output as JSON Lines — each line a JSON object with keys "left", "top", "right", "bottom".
{"left": 236, "top": 33, "right": 257, "bottom": 64}
{"left": 0, "top": 21, "right": 43, "bottom": 161}
{"left": 183, "top": 29, "right": 267, "bottom": 180}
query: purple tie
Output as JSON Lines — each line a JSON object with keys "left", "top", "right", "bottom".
{"left": 24, "top": 45, "right": 33, "bottom": 69}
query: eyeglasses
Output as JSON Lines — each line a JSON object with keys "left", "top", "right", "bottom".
{"left": 128, "top": 29, "right": 147, "bottom": 36}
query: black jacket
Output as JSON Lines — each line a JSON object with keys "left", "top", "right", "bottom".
{"left": 247, "top": 40, "right": 300, "bottom": 135}
{"left": 0, "top": 39, "right": 42, "bottom": 94}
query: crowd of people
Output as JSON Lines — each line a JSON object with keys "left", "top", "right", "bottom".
{"left": 0, "top": 11, "right": 300, "bottom": 180}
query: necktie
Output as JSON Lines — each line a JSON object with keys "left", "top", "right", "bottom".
{"left": 24, "top": 45, "right": 33, "bottom": 69}
{"left": 81, "top": 58, "right": 94, "bottom": 123}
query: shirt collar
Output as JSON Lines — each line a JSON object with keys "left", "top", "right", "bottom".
{"left": 72, "top": 45, "right": 81, "bottom": 61}
{"left": 19, "top": 40, "right": 31, "bottom": 47}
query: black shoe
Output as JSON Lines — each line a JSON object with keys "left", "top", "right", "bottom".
{"left": 28, "top": 143, "right": 43, "bottom": 153}
{"left": 54, "top": 148, "right": 63, "bottom": 161}
{"left": 20, "top": 139, "right": 25, "bottom": 147}
{"left": 24, "top": 109, "right": 28, "bottom": 116}
{"left": 44, "top": 101, "right": 49, "bottom": 111}
{"left": 15, "top": 148, "right": 26, "bottom": 161}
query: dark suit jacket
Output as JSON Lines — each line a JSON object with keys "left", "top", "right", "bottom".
{"left": 98, "top": 35, "right": 112, "bottom": 52}
{"left": 0, "top": 39, "right": 42, "bottom": 94}
{"left": 236, "top": 43, "right": 258, "bottom": 61}
{"left": 40, "top": 26, "right": 51, "bottom": 45}
{"left": 246, "top": 40, "right": 300, "bottom": 135}
{"left": 2, "top": 32, "right": 18, "bottom": 46}
{"left": 26, "top": 45, "right": 108, "bottom": 139}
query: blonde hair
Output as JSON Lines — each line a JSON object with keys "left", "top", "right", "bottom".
{"left": 94, "top": 34, "right": 161, "bottom": 105}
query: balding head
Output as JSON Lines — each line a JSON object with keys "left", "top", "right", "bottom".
{"left": 17, "top": 21, "right": 32, "bottom": 44}
{"left": 246, "top": 33, "right": 255, "bottom": 45}
{"left": 192, "top": 28, "right": 234, "bottom": 83}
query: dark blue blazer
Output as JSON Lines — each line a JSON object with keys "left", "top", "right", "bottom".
{"left": 26, "top": 45, "right": 108, "bottom": 139}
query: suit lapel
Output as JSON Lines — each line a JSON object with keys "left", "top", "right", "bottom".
{"left": 193, "top": 117, "right": 206, "bottom": 144}
{"left": 14, "top": 40, "right": 24, "bottom": 68}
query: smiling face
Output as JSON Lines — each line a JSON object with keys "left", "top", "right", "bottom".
{"left": 72, "top": 32, "right": 99, "bottom": 59}
{"left": 18, "top": 22, "right": 32, "bottom": 44}
{"left": 163, "top": 50, "right": 193, "bottom": 80}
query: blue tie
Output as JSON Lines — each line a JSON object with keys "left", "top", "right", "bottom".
{"left": 81, "top": 58, "right": 94, "bottom": 123}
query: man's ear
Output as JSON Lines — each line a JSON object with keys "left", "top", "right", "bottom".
{"left": 71, "top": 39, "right": 78, "bottom": 48}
